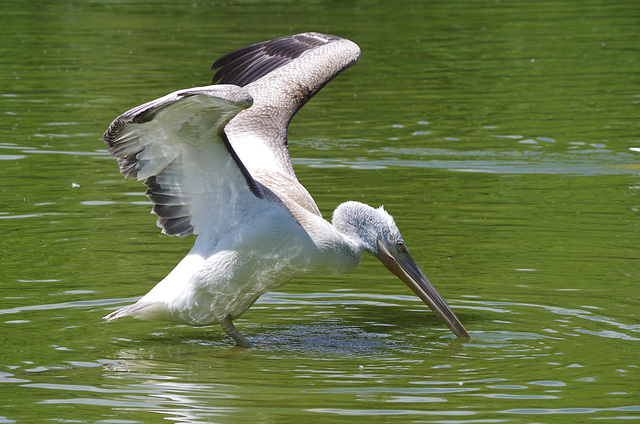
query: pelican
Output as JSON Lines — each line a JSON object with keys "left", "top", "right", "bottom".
{"left": 103, "top": 32, "right": 470, "bottom": 346}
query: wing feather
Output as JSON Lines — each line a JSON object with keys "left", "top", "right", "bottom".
{"left": 104, "top": 85, "right": 258, "bottom": 237}
{"left": 211, "top": 33, "right": 342, "bottom": 87}
{"left": 212, "top": 32, "right": 361, "bottom": 178}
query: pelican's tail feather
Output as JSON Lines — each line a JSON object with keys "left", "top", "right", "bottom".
{"left": 103, "top": 301, "right": 167, "bottom": 322}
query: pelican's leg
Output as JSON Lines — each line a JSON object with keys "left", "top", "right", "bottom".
{"left": 220, "top": 315, "right": 252, "bottom": 347}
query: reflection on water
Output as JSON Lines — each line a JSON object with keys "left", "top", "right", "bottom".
{"left": 1, "top": 285, "right": 639, "bottom": 422}
{"left": 292, "top": 125, "right": 638, "bottom": 175}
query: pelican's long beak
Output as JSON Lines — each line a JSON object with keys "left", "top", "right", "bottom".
{"left": 376, "top": 239, "right": 470, "bottom": 338}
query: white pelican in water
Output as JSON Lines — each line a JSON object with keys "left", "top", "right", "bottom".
{"left": 103, "top": 32, "right": 470, "bottom": 346}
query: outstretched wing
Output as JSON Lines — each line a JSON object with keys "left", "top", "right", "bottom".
{"left": 212, "top": 32, "right": 361, "bottom": 178}
{"left": 104, "top": 85, "right": 259, "bottom": 238}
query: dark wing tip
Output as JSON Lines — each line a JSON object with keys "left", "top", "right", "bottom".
{"left": 211, "top": 32, "right": 343, "bottom": 87}
{"left": 145, "top": 176, "right": 194, "bottom": 237}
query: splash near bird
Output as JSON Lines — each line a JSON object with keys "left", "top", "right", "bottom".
{"left": 103, "top": 33, "right": 470, "bottom": 346}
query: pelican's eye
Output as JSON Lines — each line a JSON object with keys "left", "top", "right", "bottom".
{"left": 396, "top": 241, "right": 405, "bottom": 251}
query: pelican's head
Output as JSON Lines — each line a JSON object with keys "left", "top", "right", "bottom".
{"left": 333, "top": 201, "right": 470, "bottom": 338}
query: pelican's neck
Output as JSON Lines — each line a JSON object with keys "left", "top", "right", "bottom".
{"left": 332, "top": 223, "right": 367, "bottom": 258}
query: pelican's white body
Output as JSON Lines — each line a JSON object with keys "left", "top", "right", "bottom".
{"left": 131, "top": 199, "right": 361, "bottom": 325}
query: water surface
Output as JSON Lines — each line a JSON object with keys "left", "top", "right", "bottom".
{"left": 1, "top": 0, "right": 639, "bottom": 422}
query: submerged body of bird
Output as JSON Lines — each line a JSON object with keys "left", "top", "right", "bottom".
{"left": 103, "top": 33, "right": 470, "bottom": 346}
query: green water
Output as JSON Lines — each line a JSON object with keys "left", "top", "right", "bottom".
{"left": 1, "top": 0, "right": 638, "bottom": 422}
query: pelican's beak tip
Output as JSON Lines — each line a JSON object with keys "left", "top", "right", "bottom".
{"left": 376, "top": 239, "right": 470, "bottom": 339}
